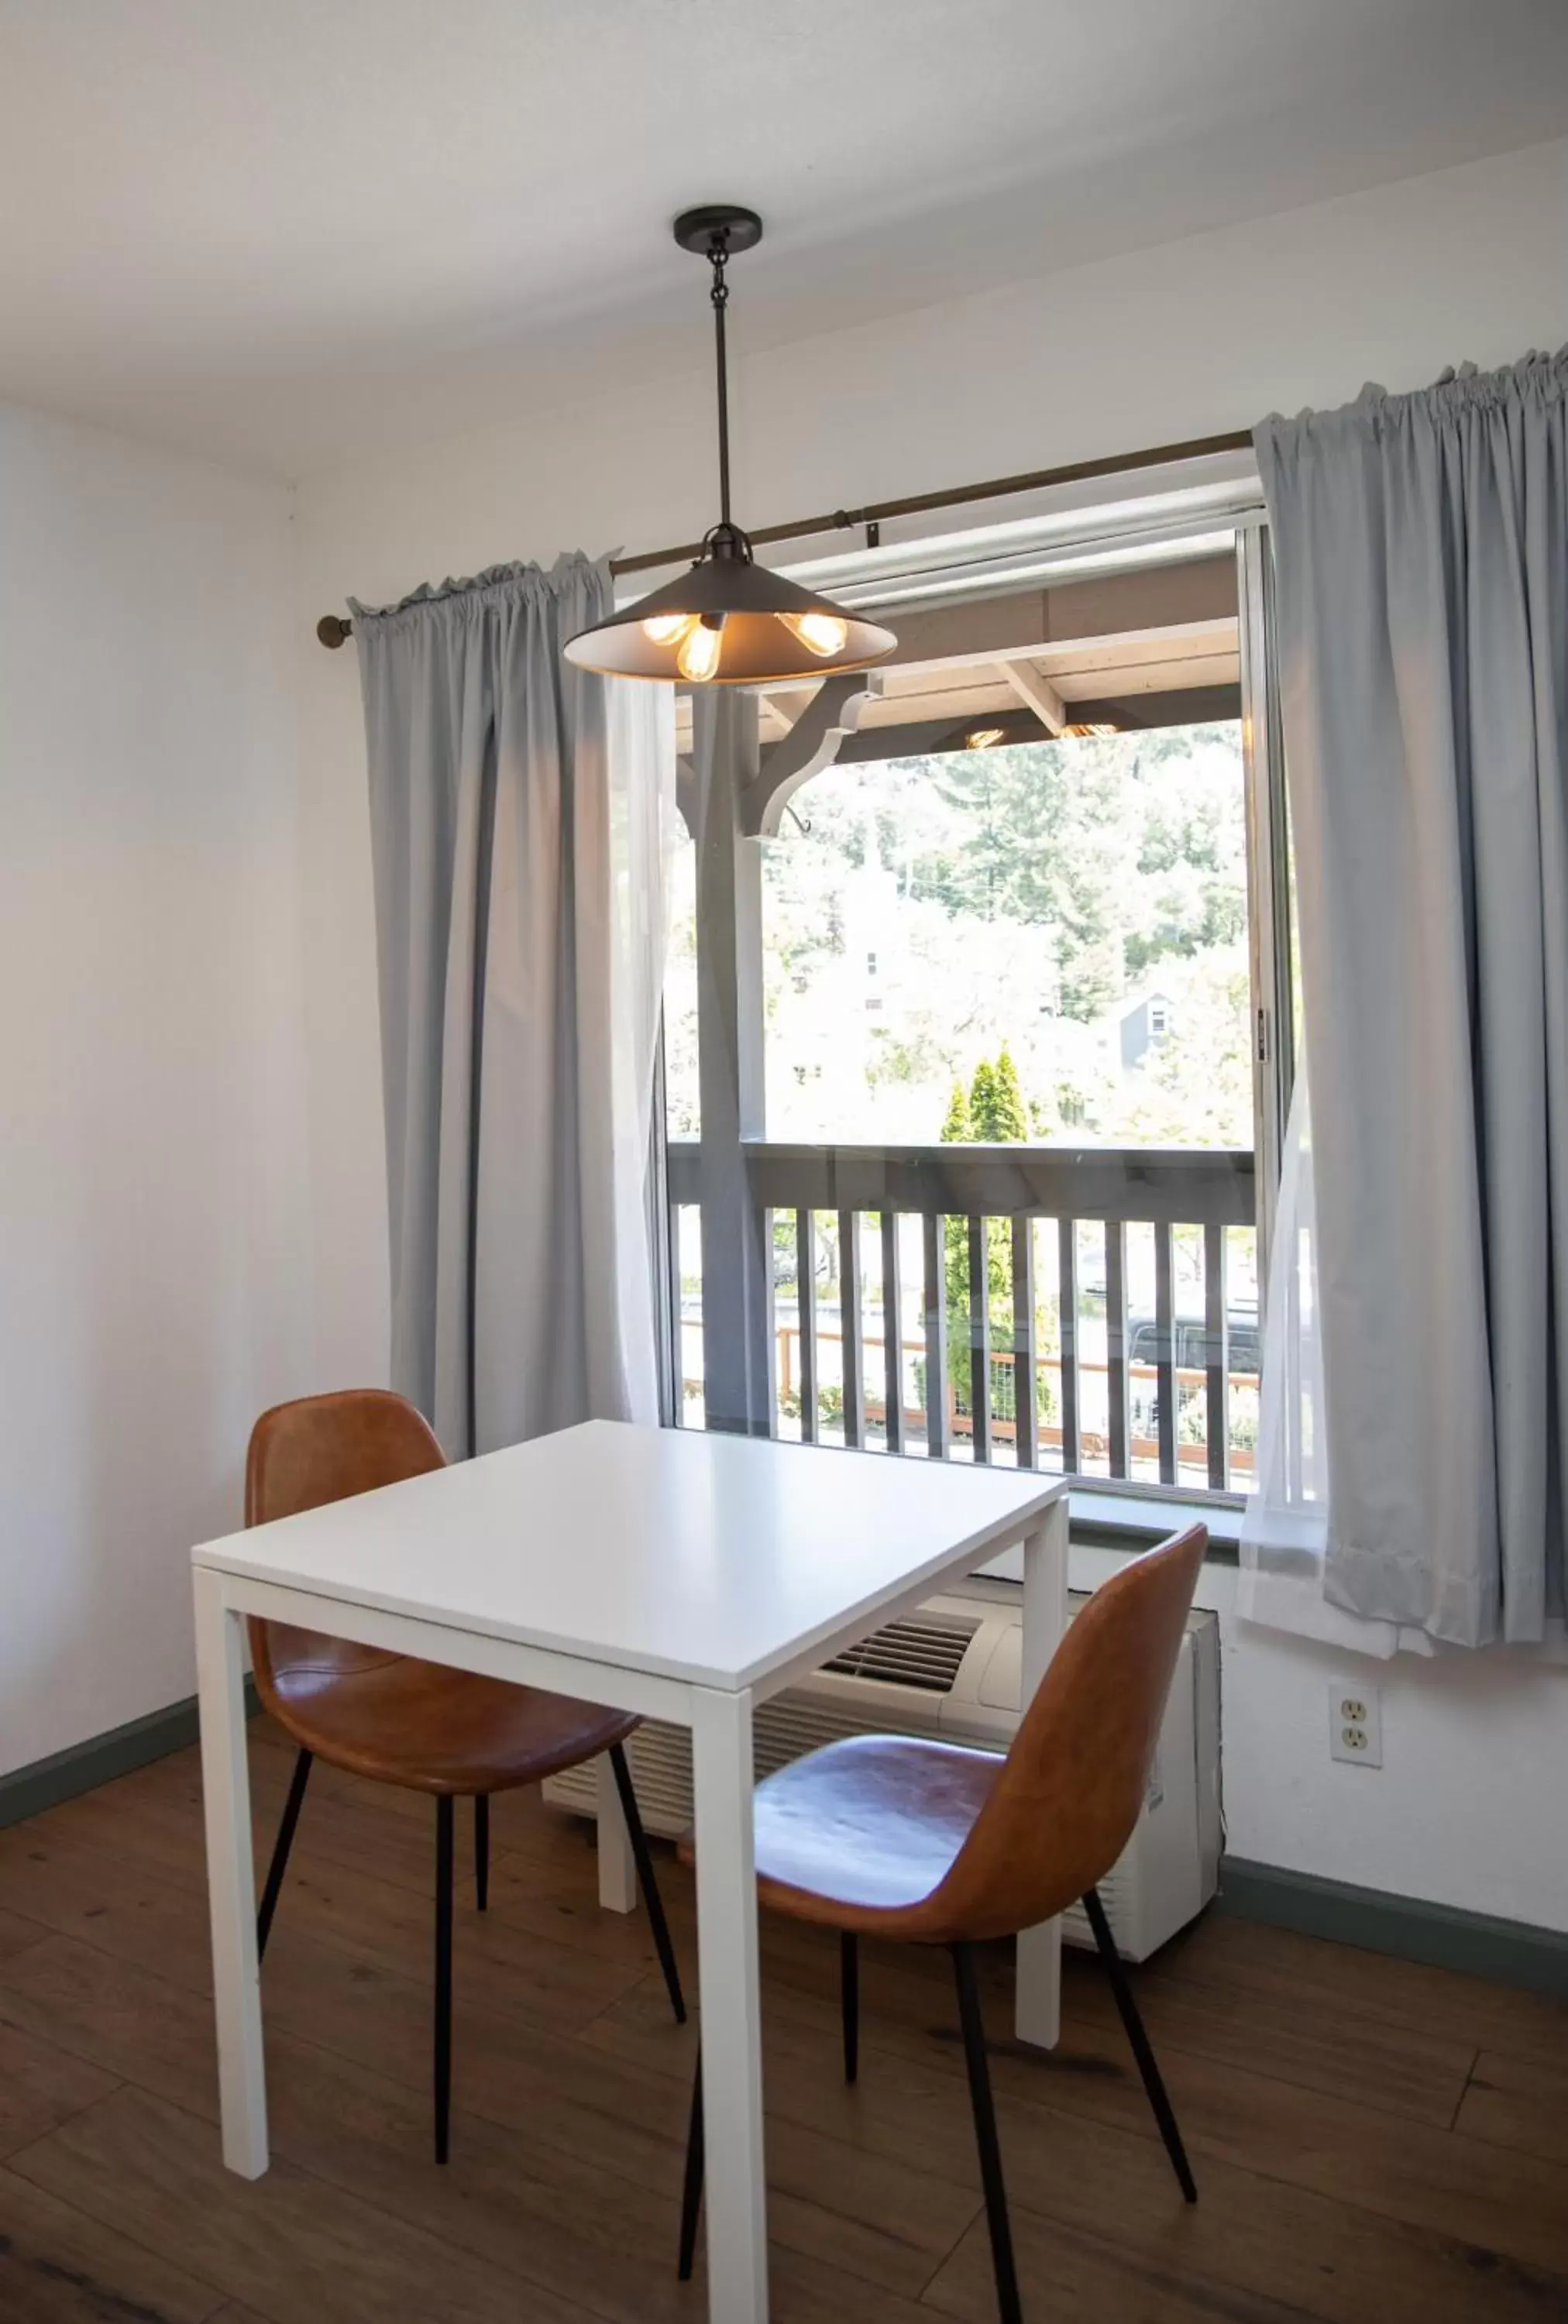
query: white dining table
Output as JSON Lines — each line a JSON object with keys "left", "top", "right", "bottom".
{"left": 191, "top": 1419, "right": 1071, "bottom": 2323}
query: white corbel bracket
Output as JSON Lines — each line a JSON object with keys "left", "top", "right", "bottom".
{"left": 676, "top": 671, "right": 883, "bottom": 839}
{"left": 747, "top": 671, "right": 885, "bottom": 836}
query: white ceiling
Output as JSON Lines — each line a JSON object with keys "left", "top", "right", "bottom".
{"left": 3, "top": 0, "right": 1566, "bottom": 479}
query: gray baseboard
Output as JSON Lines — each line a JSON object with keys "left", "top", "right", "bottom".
{"left": 1218, "top": 1855, "right": 1568, "bottom": 1999}
{"left": 0, "top": 1682, "right": 260, "bottom": 1830}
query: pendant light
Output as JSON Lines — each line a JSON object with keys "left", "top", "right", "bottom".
{"left": 563, "top": 207, "right": 897, "bottom": 686}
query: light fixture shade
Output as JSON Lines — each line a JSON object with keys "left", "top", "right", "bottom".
{"left": 562, "top": 549, "right": 896, "bottom": 685}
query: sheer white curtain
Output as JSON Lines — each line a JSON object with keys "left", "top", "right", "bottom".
{"left": 598, "top": 673, "right": 679, "bottom": 1426}
{"left": 1239, "top": 1070, "right": 1430, "bottom": 1656}
{"left": 353, "top": 556, "right": 676, "bottom": 1456}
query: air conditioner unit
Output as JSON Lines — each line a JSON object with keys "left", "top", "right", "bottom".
{"left": 544, "top": 1573, "right": 1221, "bottom": 1961}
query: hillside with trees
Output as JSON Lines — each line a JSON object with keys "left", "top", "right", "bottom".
{"left": 664, "top": 719, "right": 1253, "bottom": 1152}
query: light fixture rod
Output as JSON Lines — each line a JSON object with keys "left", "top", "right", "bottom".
{"left": 710, "top": 237, "right": 733, "bottom": 529}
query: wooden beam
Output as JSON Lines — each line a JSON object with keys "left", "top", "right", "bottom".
{"left": 997, "top": 658, "right": 1066, "bottom": 734}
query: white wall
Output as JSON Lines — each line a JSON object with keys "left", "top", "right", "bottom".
{"left": 293, "top": 136, "right": 1568, "bottom": 1928}
{"left": 0, "top": 402, "right": 315, "bottom": 1775}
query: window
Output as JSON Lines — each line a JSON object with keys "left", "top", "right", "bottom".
{"left": 661, "top": 483, "right": 1288, "bottom": 1499}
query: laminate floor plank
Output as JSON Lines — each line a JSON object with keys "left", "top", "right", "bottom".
{"left": 1456, "top": 2049, "right": 1568, "bottom": 2168}
{"left": 0, "top": 1827, "right": 232, "bottom": 1997}
{"left": 0, "top": 2003, "right": 122, "bottom": 2162}
{"left": 9, "top": 2086, "right": 603, "bottom": 2324}
{"left": 1139, "top": 1911, "right": 1564, "bottom": 2067}
{"left": 0, "top": 2160, "right": 229, "bottom": 2323}
{"left": 0, "top": 1904, "right": 52, "bottom": 1961}
{"left": 923, "top": 2204, "right": 1321, "bottom": 2324}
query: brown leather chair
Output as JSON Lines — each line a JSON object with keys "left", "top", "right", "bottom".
{"left": 676, "top": 1521, "right": 1208, "bottom": 2322}
{"left": 246, "top": 1390, "right": 684, "bottom": 2163}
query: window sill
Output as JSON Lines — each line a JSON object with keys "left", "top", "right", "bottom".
{"left": 971, "top": 1481, "right": 1241, "bottom": 1587}
{"left": 1068, "top": 1483, "right": 1242, "bottom": 1563}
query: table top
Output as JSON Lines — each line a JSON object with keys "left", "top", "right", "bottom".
{"left": 193, "top": 1421, "right": 1065, "bottom": 1693}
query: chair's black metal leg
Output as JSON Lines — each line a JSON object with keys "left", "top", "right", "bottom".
{"left": 435, "top": 1795, "right": 454, "bottom": 2165}
{"left": 256, "top": 1747, "right": 312, "bottom": 1962}
{"left": 841, "top": 1930, "right": 859, "bottom": 2084}
{"left": 951, "top": 1942, "right": 1022, "bottom": 2324}
{"left": 475, "top": 1793, "right": 490, "bottom": 1912}
{"left": 677, "top": 2045, "right": 704, "bottom": 2281}
{"left": 1082, "top": 1886, "right": 1197, "bottom": 2203}
{"left": 607, "top": 1742, "right": 686, "bottom": 2024}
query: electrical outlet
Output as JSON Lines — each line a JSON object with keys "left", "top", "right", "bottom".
{"left": 1329, "top": 1683, "right": 1383, "bottom": 1767}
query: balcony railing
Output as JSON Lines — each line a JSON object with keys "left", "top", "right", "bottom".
{"left": 666, "top": 1141, "right": 1258, "bottom": 1494}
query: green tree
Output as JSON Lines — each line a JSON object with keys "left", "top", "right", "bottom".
{"left": 916, "top": 743, "right": 1127, "bottom": 1019}
{"left": 941, "top": 1050, "right": 1028, "bottom": 1419}
{"left": 968, "top": 1055, "right": 997, "bottom": 1135}
{"left": 974, "top": 1043, "right": 1027, "bottom": 1141}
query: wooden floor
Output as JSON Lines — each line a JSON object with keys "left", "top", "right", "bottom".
{"left": 0, "top": 1721, "right": 1565, "bottom": 2322}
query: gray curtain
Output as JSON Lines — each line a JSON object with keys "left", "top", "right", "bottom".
{"left": 352, "top": 556, "right": 670, "bottom": 1458}
{"left": 1256, "top": 350, "right": 1568, "bottom": 1645}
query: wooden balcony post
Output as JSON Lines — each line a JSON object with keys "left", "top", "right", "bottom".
{"left": 796, "top": 1209, "right": 820, "bottom": 1443}
{"left": 1154, "top": 1220, "right": 1177, "bottom": 1483}
{"left": 881, "top": 1212, "right": 906, "bottom": 1455}
{"left": 923, "top": 1212, "right": 949, "bottom": 1459}
{"left": 1012, "top": 1216, "right": 1039, "bottom": 1468}
{"left": 1106, "top": 1219, "right": 1129, "bottom": 1479}
{"left": 1204, "top": 1220, "right": 1230, "bottom": 1490}
{"left": 692, "top": 690, "right": 774, "bottom": 1437}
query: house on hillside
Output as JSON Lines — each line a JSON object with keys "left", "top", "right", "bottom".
{"left": 1118, "top": 988, "right": 1177, "bottom": 1071}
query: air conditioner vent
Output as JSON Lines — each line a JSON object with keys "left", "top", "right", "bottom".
{"left": 822, "top": 1611, "right": 980, "bottom": 1693}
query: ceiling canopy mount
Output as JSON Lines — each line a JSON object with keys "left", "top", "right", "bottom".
{"left": 671, "top": 204, "right": 764, "bottom": 260}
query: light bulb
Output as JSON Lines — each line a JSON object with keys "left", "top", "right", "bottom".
{"left": 642, "top": 613, "right": 695, "bottom": 645}
{"left": 677, "top": 618, "right": 724, "bottom": 683}
{"left": 780, "top": 611, "right": 849, "bottom": 659}
{"left": 966, "top": 727, "right": 1006, "bottom": 751}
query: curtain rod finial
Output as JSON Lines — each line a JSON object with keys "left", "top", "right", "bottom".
{"left": 318, "top": 614, "right": 353, "bottom": 649}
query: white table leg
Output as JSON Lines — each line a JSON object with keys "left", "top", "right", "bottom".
{"left": 193, "top": 1566, "right": 268, "bottom": 2176}
{"left": 691, "top": 1685, "right": 768, "bottom": 2324}
{"left": 595, "top": 1750, "right": 638, "bottom": 1913}
{"left": 1016, "top": 1491, "right": 1071, "bottom": 2049}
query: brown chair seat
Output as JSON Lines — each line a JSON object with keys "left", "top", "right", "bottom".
{"left": 257, "top": 1628, "right": 636, "bottom": 1796}
{"left": 682, "top": 1734, "right": 1000, "bottom": 1933}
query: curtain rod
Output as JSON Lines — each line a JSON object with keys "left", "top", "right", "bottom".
{"left": 315, "top": 425, "right": 1255, "bottom": 647}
